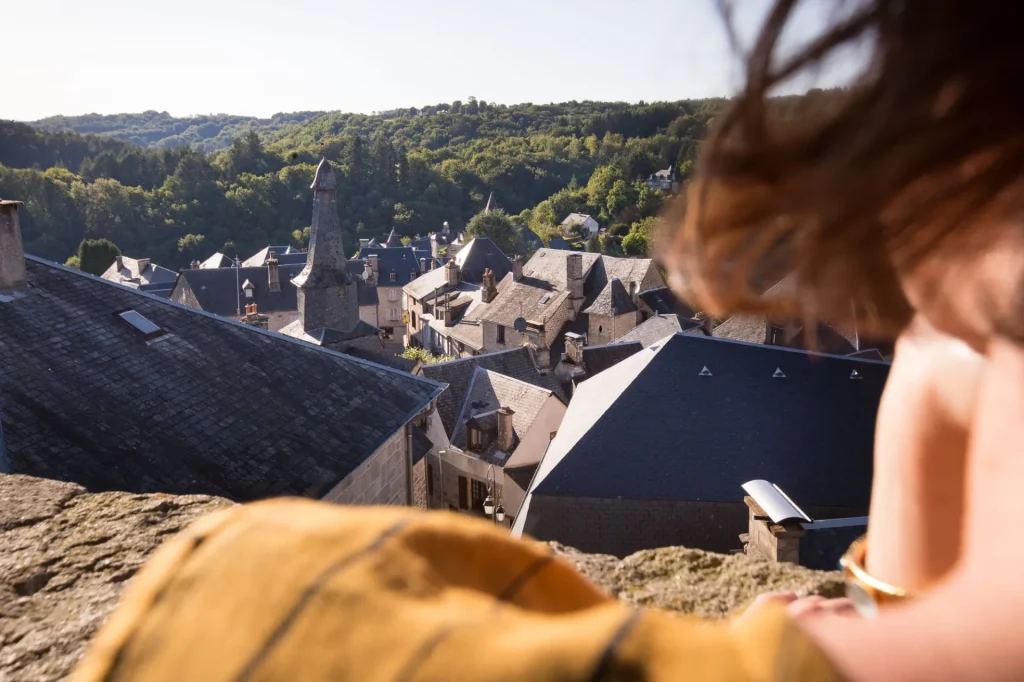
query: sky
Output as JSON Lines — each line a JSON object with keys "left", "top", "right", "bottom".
{"left": 4, "top": 0, "right": 864, "bottom": 121}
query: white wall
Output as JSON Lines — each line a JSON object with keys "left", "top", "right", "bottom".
{"left": 503, "top": 395, "right": 567, "bottom": 514}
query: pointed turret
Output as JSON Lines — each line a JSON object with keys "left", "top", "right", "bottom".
{"left": 292, "top": 158, "right": 352, "bottom": 290}
{"left": 484, "top": 192, "right": 495, "bottom": 213}
{"left": 385, "top": 227, "right": 402, "bottom": 248}
{"left": 291, "top": 158, "right": 360, "bottom": 333}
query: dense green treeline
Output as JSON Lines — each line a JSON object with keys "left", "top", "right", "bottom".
{"left": 1, "top": 94, "right": 837, "bottom": 270}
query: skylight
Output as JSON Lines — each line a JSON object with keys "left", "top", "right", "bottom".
{"left": 698, "top": 366, "right": 712, "bottom": 376}
{"left": 119, "top": 310, "right": 162, "bottom": 338}
{"left": 850, "top": 369, "right": 863, "bottom": 380}
{"left": 773, "top": 368, "right": 786, "bottom": 378}
{"left": 539, "top": 294, "right": 551, "bottom": 304}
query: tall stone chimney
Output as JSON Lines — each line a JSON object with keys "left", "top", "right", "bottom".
{"left": 496, "top": 407, "right": 515, "bottom": 452}
{"left": 0, "top": 200, "right": 26, "bottom": 292}
{"left": 512, "top": 255, "right": 523, "bottom": 282}
{"left": 291, "top": 158, "right": 359, "bottom": 332}
{"left": 116, "top": 254, "right": 124, "bottom": 271}
{"left": 564, "top": 332, "right": 586, "bottom": 365}
{"left": 444, "top": 259, "right": 460, "bottom": 287}
{"left": 267, "top": 251, "right": 281, "bottom": 293}
{"left": 566, "top": 253, "right": 585, "bottom": 320}
{"left": 430, "top": 234, "right": 440, "bottom": 260}
{"left": 420, "top": 257, "right": 427, "bottom": 273}
{"left": 481, "top": 268, "right": 497, "bottom": 303}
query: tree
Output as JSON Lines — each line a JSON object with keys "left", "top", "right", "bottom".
{"left": 177, "top": 234, "right": 208, "bottom": 264}
{"left": 398, "top": 347, "right": 454, "bottom": 365}
{"left": 76, "top": 238, "right": 120, "bottom": 276}
{"left": 586, "top": 234, "right": 601, "bottom": 253}
{"left": 621, "top": 231, "right": 649, "bottom": 256}
{"left": 464, "top": 208, "right": 524, "bottom": 256}
{"left": 585, "top": 165, "right": 624, "bottom": 211}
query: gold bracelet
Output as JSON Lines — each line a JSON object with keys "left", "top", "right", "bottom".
{"left": 839, "top": 536, "right": 913, "bottom": 618}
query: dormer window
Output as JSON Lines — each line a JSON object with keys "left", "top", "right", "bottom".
{"left": 241, "top": 279, "right": 255, "bottom": 299}
{"left": 468, "top": 426, "right": 483, "bottom": 451}
{"left": 390, "top": 272, "right": 397, "bottom": 282}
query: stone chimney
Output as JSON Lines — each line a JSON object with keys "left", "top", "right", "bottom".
{"left": 419, "top": 257, "right": 427, "bottom": 273}
{"left": 430, "top": 234, "right": 440, "bottom": 260}
{"left": 368, "top": 254, "right": 379, "bottom": 276}
{"left": 267, "top": 252, "right": 281, "bottom": 293}
{"left": 190, "top": 259, "right": 200, "bottom": 269}
{"left": 512, "top": 255, "right": 523, "bottom": 282}
{"left": 564, "top": 332, "right": 586, "bottom": 365}
{"left": 0, "top": 200, "right": 26, "bottom": 292}
{"left": 566, "top": 253, "right": 585, "bottom": 320}
{"left": 481, "top": 268, "right": 497, "bottom": 303}
{"left": 363, "top": 259, "right": 376, "bottom": 285}
{"left": 497, "top": 406, "right": 515, "bottom": 452}
{"left": 241, "top": 303, "right": 270, "bottom": 330}
{"left": 444, "top": 259, "right": 460, "bottom": 287}
{"left": 116, "top": 254, "right": 125, "bottom": 271}
{"left": 628, "top": 280, "right": 638, "bottom": 305}
{"left": 694, "top": 311, "right": 713, "bottom": 335}
{"left": 743, "top": 495, "right": 805, "bottom": 564}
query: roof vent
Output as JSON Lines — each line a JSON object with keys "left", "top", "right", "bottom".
{"left": 773, "top": 368, "right": 786, "bottom": 379}
{"left": 850, "top": 369, "right": 863, "bottom": 380}
{"left": 119, "top": 310, "right": 163, "bottom": 339}
{"left": 698, "top": 366, "right": 712, "bottom": 376}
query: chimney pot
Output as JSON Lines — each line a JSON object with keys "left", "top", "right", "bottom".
{"left": 497, "top": 406, "right": 515, "bottom": 452}
{"left": 0, "top": 201, "right": 27, "bottom": 292}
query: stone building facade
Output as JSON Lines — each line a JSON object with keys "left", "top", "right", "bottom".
{"left": 322, "top": 428, "right": 412, "bottom": 506}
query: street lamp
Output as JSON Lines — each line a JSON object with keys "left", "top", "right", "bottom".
{"left": 484, "top": 465, "right": 505, "bottom": 525}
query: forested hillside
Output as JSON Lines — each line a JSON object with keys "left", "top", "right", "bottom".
{"left": 32, "top": 111, "right": 323, "bottom": 153}
{"left": 0, "top": 93, "right": 839, "bottom": 271}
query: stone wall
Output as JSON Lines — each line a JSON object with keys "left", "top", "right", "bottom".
{"left": 587, "top": 311, "right": 639, "bottom": 346}
{"left": 322, "top": 428, "right": 409, "bottom": 506}
{"left": 524, "top": 495, "right": 751, "bottom": 556}
{"left": 0, "top": 473, "right": 844, "bottom": 681}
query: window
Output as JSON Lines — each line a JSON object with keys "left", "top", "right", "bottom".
{"left": 390, "top": 272, "right": 397, "bottom": 282}
{"left": 388, "top": 308, "right": 401, "bottom": 321}
{"left": 471, "top": 480, "right": 488, "bottom": 513}
{"left": 497, "top": 325, "right": 505, "bottom": 344}
{"left": 388, "top": 289, "right": 400, "bottom": 301}
{"left": 411, "top": 271, "right": 417, "bottom": 281}
{"left": 458, "top": 476, "right": 469, "bottom": 509}
{"left": 411, "top": 311, "right": 417, "bottom": 328}
{"left": 118, "top": 310, "right": 163, "bottom": 339}
{"left": 427, "top": 463, "right": 435, "bottom": 497}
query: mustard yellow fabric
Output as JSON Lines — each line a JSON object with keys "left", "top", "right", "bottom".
{"left": 73, "top": 500, "right": 840, "bottom": 682}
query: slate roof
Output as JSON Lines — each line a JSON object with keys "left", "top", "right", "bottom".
{"left": 547, "top": 238, "right": 571, "bottom": 250}
{"left": 278, "top": 319, "right": 382, "bottom": 348}
{"left": 450, "top": 369, "right": 552, "bottom": 466}
{"left": 0, "top": 257, "right": 443, "bottom": 501}
{"left": 582, "top": 277, "right": 637, "bottom": 317}
{"left": 241, "top": 246, "right": 301, "bottom": 267}
{"left": 174, "top": 263, "right": 305, "bottom": 315}
{"left": 477, "top": 274, "right": 570, "bottom": 328}
{"left": 419, "top": 347, "right": 570, "bottom": 436}
{"left": 580, "top": 341, "right": 644, "bottom": 376}
{"left": 638, "top": 287, "right": 696, "bottom": 319}
{"left": 100, "top": 257, "right": 177, "bottom": 287}
{"left": 513, "top": 333, "right": 888, "bottom": 536}
{"left": 522, "top": 249, "right": 601, "bottom": 291}
{"left": 385, "top": 229, "right": 403, "bottom": 248}
{"left": 453, "top": 238, "right": 512, "bottom": 283}
{"left": 581, "top": 256, "right": 660, "bottom": 309}
{"left": 711, "top": 314, "right": 770, "bottom": 344}
{"left": 403, "top": 266, "right": 451, "bottom": 301}
{"left": 175, "top": 262, "right": 377, "bottom": 315}
{"left": 561, "top": 213, "right": 594, "bottom": 226}
{"left": 200, "top": 253, "right": 232, "bottom": 269}
{"left": 617, "top": 314, "right": 691, "bottom": 348}
{"left": 356, "top": 247, "right": 423, "bottom": 287}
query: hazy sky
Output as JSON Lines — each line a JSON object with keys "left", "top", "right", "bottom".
{"left": 4, "top": 0, "right": 861, "bottom": 121}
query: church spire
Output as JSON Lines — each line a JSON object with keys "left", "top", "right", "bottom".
{"left": 484, "top": 191, "right": 495, "bottom": 213}
{"left": 292, "top": 158, "right": 352, "bottom": 289}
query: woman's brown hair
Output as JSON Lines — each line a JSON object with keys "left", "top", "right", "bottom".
{"left": 668, "top": 0, "right": 1024, "bottom": 337}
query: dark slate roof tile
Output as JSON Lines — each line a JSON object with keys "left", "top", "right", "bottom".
{"left": 528, "top": 334, "right": 888, "bottom": 508}
{"left": 0, "top": 257, "right": 443, "bottom": 502}
{"left": 354, "top": 247, "right": 423, "bottom": 286}
{"left": 454, "top": 238, "right": 512, "bottom": 283}
{"left": 420, "top": 347, "right": 569, "bottom": 436}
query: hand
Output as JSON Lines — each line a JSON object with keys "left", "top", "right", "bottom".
{"left": 733, "top": 591, "right": 858, "bottom": 629}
